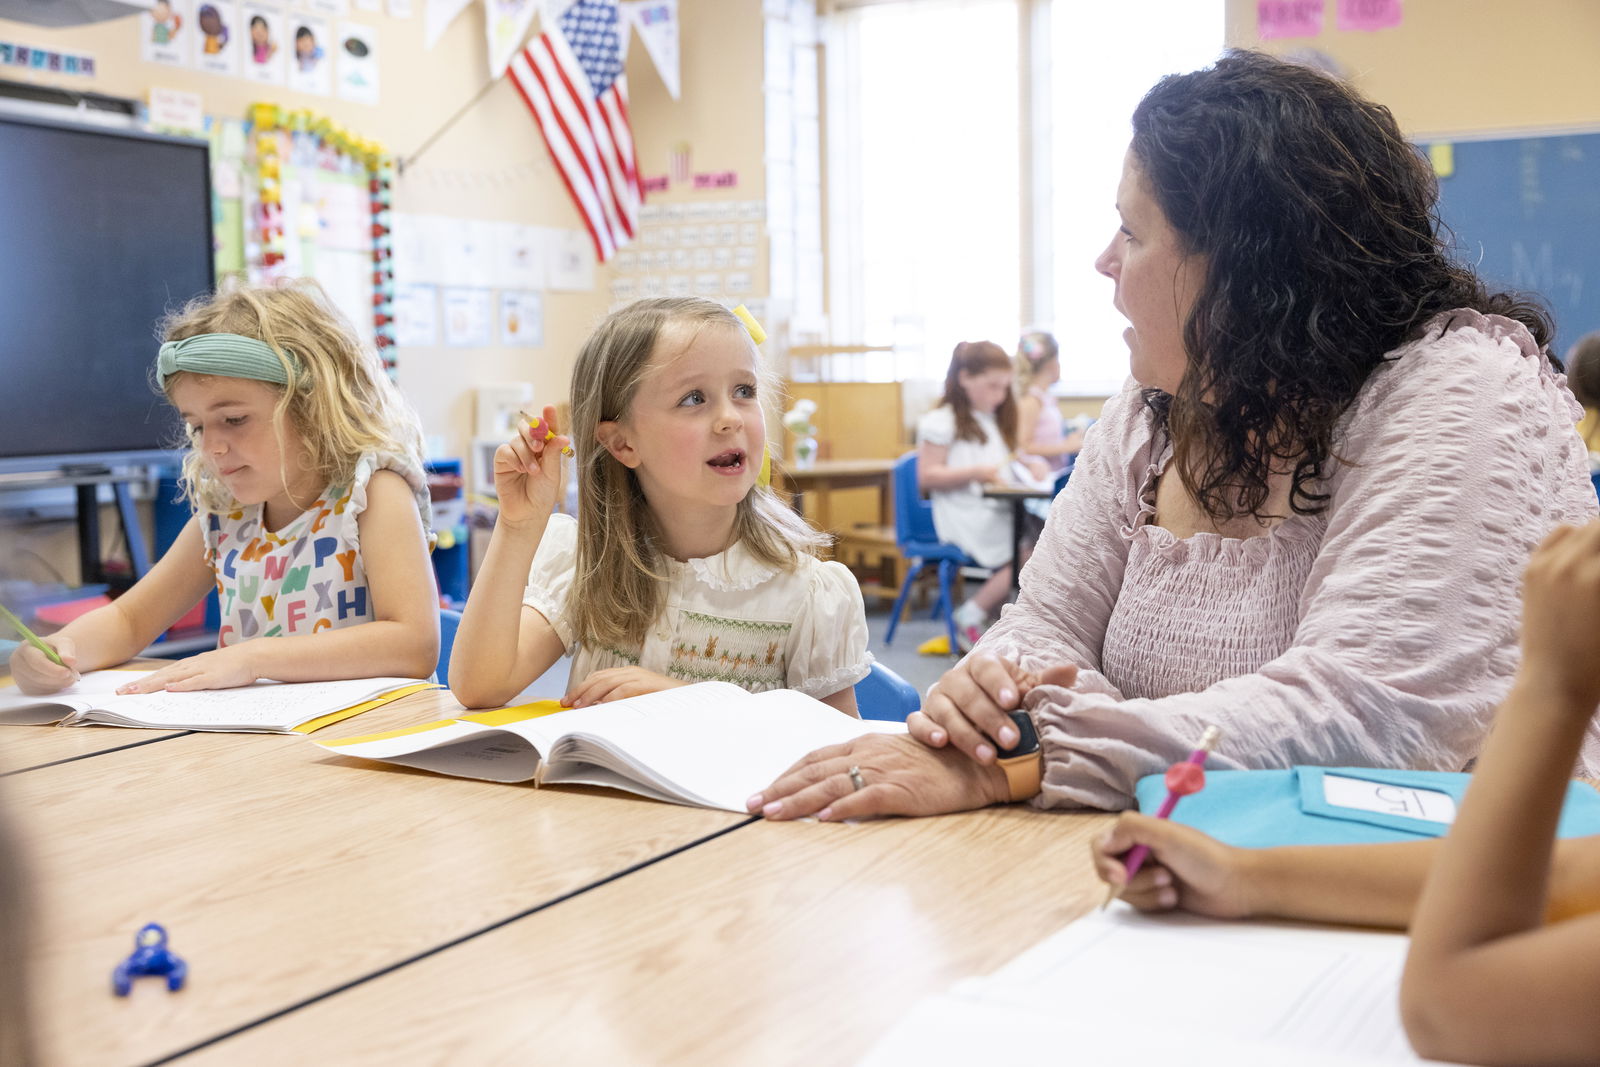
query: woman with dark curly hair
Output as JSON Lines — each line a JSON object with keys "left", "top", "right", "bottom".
{"left": 748, "top": 50, "right": 1598, "bottom": 821}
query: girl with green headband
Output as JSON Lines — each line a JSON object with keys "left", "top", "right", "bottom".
{"left": 8, "top": 281, "right": 439, "bottom": 696}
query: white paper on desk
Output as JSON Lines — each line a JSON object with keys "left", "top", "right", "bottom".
{"left": 861, "top": 908, "right": 1471, "bottom": 1067}
{"left": 0, "top": 670, "right": 158, "bottom": 724}
{"left": 1001, "top": 458, "right": 1052, "bottom": 493}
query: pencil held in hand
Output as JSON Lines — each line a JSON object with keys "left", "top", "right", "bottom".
{"left": 518, "top": 410, "right": 574, "bottom": 458}
{"left": 0, "top": 601, "right": 66, "bottom": 666}
{"left": 1103, "top": 724, "right": 1223, "bottom": 908}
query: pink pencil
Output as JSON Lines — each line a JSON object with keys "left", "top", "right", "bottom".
{"left": 1103, "top": 724, "right": 1223, "bottom": 908}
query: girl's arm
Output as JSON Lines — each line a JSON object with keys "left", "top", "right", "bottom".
{"left": 817, "top": 687, "right": 860, "bottom": 717}
{"left": 7, "top": 518, "right": 216, "bottom": 693}
{"left": 1398, "top": 522, "right": 1600, "bottom": 1066}
{"left": 916, "top": 440, "right": 997, "bottom": 492}
{"left": 450, "top": 408, "right": 569, "bottom": 708}
{"left": 116, "top": 470, "right": 441, "bottom": 692}
{"left": 449, "top": 520, "right": 566, "bottom": 708}
{"left": 1092, "top": 813, "right": 1600, "bottom": 930}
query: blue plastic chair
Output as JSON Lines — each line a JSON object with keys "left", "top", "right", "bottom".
{"left": 436, "top": 608, "right": 462, "bottom": 687}
{"left": 854, "top": 660, "right": 922, "bottom": 721}
{"left": 883, "top": 451, "right": 980, "bottom": 652}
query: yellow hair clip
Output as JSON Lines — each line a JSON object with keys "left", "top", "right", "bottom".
{"left": 731, "top": 304, "right": 766, "bottom": 345}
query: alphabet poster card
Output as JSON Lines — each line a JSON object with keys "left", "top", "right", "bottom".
{"left": 143, "top": 0, "right": 194, "bottom": 67}
{"left": 288, "top": 13, "right": 332, "bottom": 95}
{"left": 242, "top": 2, "right": 287, "bottom": 84}
{"left": 194, "top": 1, "right": 243, "bottom": 77}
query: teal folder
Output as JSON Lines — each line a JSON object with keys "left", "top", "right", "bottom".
{"left": 1134, "top": 766, "right": 1600, "bottom": 848}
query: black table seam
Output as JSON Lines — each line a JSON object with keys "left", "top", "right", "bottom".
{"left": 139, "top": 814, "right": 762, "bottom": 1066}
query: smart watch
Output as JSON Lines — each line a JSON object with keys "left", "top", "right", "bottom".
{"left": 994, "top": 709, "right": 1042, "bottom": 802}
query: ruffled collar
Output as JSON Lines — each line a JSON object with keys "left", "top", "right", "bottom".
{"left": 672, "top": 538, "right": 781, "bottom": 592}
{"left": 1124, "top": 430, "right": 1320, "bottom": 562}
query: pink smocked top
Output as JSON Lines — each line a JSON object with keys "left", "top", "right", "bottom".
{"left": 976, "top": 310, "right": 1600, "bottom": 810}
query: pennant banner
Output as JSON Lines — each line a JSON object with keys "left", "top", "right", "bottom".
{"left": 619, "top": 0, "right": 677, "bottom": 100}
{"left": 423, "top": 0, "right": 472, "bottom": 49}
{"left": 486, "top": 0, "right": 539, "bottom": 78}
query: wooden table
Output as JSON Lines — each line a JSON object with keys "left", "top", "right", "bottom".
{"left": 177, "top": 808, "right": 1111, "bottom": 1066}
{"left": 12, "top": 688, "right": 750, "bottom": 1066}
{"left": 11, "top": 680, "right": 1116, "bottom": 1066}
{"left": 774, "top": 458, "right": 896, "bottom": 534}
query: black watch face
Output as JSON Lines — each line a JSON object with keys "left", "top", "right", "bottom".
{"left": 995, "top": 709, "right": 1039, "bottom": 760}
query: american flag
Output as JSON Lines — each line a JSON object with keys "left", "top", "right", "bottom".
{"left": 508, "top": 0, "right": 639, "bottom": 262}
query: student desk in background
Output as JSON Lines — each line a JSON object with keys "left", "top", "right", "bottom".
{"left": 4, "top": 681, "right": 1114, "bottom": 1066}
{"left": 982, "top": 484, "right": 1054, "bottom": 593}
{"left": 773, "top": 457, "right": 896, "bottom": 534}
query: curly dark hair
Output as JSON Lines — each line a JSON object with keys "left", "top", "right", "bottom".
{"left": 1131, "top": 49, "right": 1553, "bottom": 520}
{"left": 941, "top": 340, "right": 1018, "bottom": 449}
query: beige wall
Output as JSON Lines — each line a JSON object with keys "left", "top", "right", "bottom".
{"left": 0, "top": 0, "right": 766, "bottom": 463}
{"left": 0, "top": 0, "right": 766, "bottom": 581}
{"left": 1225, "top": 0, "right": 1600, "bottom": 137}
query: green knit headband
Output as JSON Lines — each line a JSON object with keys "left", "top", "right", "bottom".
{"left": 156, "top": 333, "right": 300, "bottom": 389}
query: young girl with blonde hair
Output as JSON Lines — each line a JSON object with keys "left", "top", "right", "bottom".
{"left": 7, "top": 280, "right": 439, "bottom": 695}
{"left": 451, "top": 297, "right": 871, "bottom": 715}
{"left": 1015, "top": 330, "right": 1084, "bottom": 471}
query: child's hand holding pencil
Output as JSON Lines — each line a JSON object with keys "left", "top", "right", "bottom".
{"left": 1, "top": 602, "right": 80, "bottom": 696}
{"left": 492, "top": 404, "right": 571, "bottom": 531}
{"left": 1089, "top": 812, "right": 1254, "bottom": 919}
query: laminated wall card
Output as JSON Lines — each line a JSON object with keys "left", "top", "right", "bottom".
{"left": 242, "top": 2, "right": 287, "bottom": 84}
{"left": 287, "top": 13, "right": 332, "bottom": 95}
{"left": 194, "top": 1, "right": 242, "bottom": 77}
{"left": 336, "top": 21, "right": 379, "bottom": 105}
{"left": 143, "top": 0, "right": 194, "bottom": 66}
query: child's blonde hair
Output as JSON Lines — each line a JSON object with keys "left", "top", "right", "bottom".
{"left": 568, "top": 297, "right": 827, "bottom": 651}
{"left": 158, "top": 279, "right": 426, "bottom": 514}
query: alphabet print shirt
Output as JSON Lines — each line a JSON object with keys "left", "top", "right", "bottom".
{"left": 203, "top": 453, "right": 433, "bottom": 647}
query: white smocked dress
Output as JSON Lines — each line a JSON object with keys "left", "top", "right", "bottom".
{"left": 523, "top": 514, "right": 874, "bottom": 699}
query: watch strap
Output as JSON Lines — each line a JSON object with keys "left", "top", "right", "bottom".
{"left": 996, "top": 748, "right": 1043, "bottom": 803}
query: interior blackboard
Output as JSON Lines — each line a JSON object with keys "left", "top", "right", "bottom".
{"left": 0, "top": 111, "right": 213, "bottom": 470}
{"left": 1431, "top": 131, "right": 1600, "bottom": 357}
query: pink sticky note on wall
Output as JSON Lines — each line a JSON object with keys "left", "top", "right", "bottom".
{"left": 1258, "top": 0, "right": 1324, "bottom": 40}
{"left": 1337, "top": 0, "right": 1403, "bottom": 32}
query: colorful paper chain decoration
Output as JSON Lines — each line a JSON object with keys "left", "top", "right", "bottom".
{"left": 248, "top": 102, "right": 397, "bottom": 375}
{"left": 370, "top": 156, "right": 395, "bottom": 366}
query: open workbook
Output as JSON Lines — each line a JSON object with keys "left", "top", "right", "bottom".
{"left": 0, "top": 669, "right": 439, "bottom": 733}
{"left": 316, "top": 680, "right": 896, "bottom": 812}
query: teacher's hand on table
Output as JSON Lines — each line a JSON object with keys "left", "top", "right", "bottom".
{"left": 747, "top": 733, "right": 1009, "bottom": 821}
{"left": 908, "top": 654, "right": 1078, "bottom": 763}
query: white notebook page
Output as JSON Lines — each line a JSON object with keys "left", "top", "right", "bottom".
{"left": 862, "top": 908, "right": 1470, "bottom": 1066}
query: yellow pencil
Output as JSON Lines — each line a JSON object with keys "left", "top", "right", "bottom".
{"left": 518, "top": 410, "right": 575, "bottom": 457}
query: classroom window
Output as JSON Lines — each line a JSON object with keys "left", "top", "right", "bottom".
{"left": 824, "top": 0, "right": 1222, "bottom": 393}
{"left": 824, "top": 0, "right": 1021, "bottom": 382}
{"left": 1046, "top": 0, "right": 1223, "bottom": 394}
